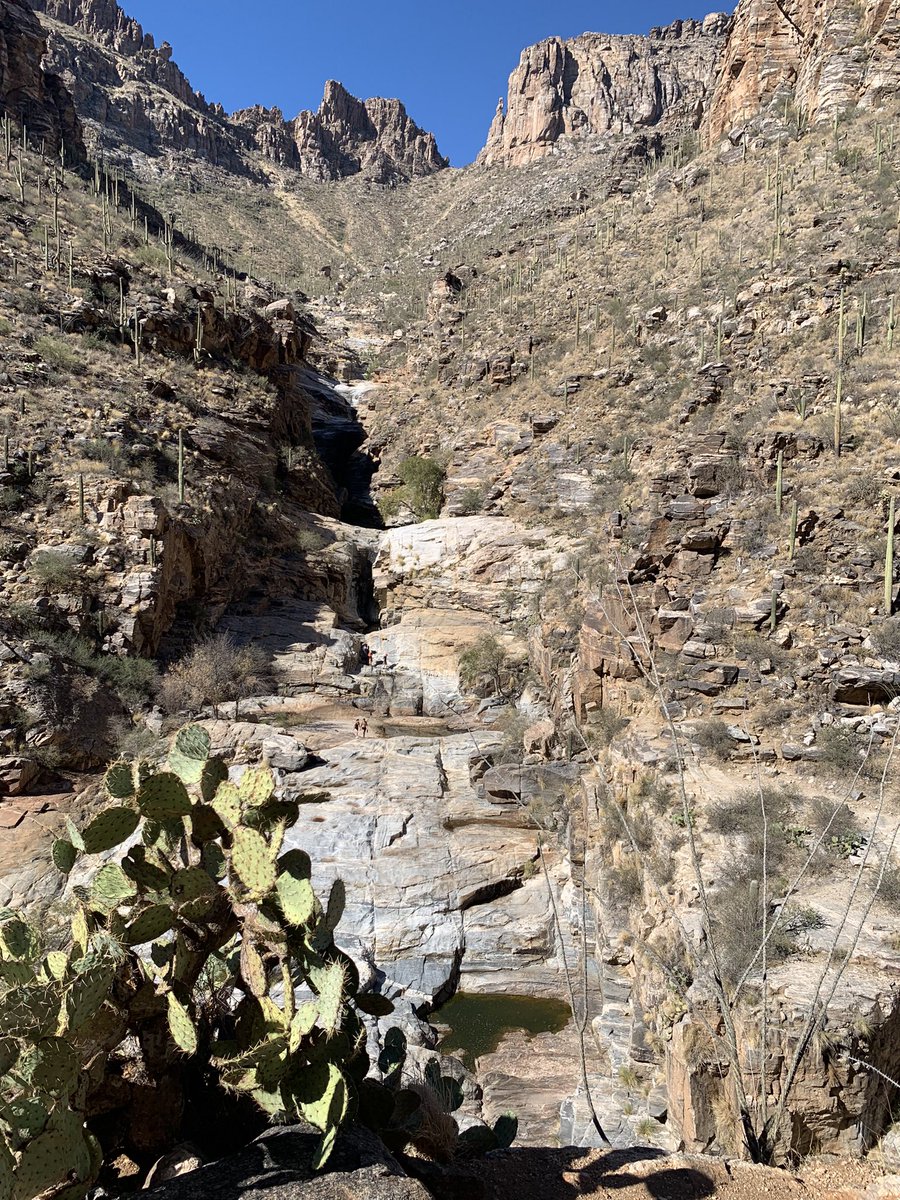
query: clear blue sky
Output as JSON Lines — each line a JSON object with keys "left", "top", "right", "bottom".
{"left": 123, "top": 1, "right": 725, "bottom": 166}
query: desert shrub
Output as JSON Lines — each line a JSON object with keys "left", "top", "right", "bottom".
{"left": 815, "top": 725, "right": 864, "bottom": 774}
{"left": 457, "top": 486, "right": 486, "bottom": 515}
{"left": 0, "top": 486, "right": 23, "bottom": 512}
{"left": 159, "top": 633, "right": 271, "bottom": 717}
{"left": 0, "top": 318, "right": 11, "bottom": 336}
{"left": 458, "top": 634, "right": 520, "bottom": 698}
{"left": 34, "top": 334, "right": 80, "bottom": 373}
{"left": 606, "top": 859, "right": 644, "bottom": 909}
{"left": 587, "top": 707, "right": 629, "bottom": 749}
{"left": 808, "top": 797, "right": 864, "bottom": 859}
{"left": 712, "top": 871, "right": 824, "bottom": 985}
{"left": 870, "top": 618, "right": 900, "bottom": 661}
{"left": 24, "top": 628, "right": 157, "bottom": 706}
{"left": 693, "top": 718, "right": 734, "bottom": 761}
{"left": 28, "top": 549, "right": 87, "bottom": 593}
{"left": 707, "top": 787, "right": 795, "bottom": 836}
{"left": 876, "top": 861, "right": 900, "bottom": 904}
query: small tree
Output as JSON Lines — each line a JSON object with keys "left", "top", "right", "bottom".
{"left": 396, "top": 456, "right": 445, "bottom": 520}
{"left": 458, "top": 634, "right": 518, "bottom": 698}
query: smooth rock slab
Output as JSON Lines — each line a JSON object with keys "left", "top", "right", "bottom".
{"left": 281, "top": 732, "right": 551, "bottom": 1003}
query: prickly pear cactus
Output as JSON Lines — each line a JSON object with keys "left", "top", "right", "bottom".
{"left": 4, "top": 724, "right": 430, "bottom": 1192}
{"left": 0, "top": 912, "right": 103, "bottom": 1200}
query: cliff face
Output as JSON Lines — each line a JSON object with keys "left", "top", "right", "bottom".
{"left": 29, "top": 0, "right": 447, "bottom": 182}
{"left": 0, "top": 0, "right": 83, "bottom": 155}
{"left": 478, "top": 15, "right": 732, "bottom": 168}
{"left": 706, "top": 0, "right": 900, "bottom": 138}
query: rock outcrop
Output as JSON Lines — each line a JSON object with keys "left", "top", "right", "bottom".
{"left": 29, "top": 0, "right": 446, "bottom": 181}
{"left": 706, "top": 0, "right": 900, "bottom": 139}
{"left": 478, "top": 16, "right": 731, "bottom": 167}
{"left": 0, "top": 0, "right": 83, "bottom": 155}
{"left": 235, "top": 82, "right": 448, "bottom": 183}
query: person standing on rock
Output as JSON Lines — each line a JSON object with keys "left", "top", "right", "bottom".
{"left": 361, "top": 719, "right": 368, "bottom": 738}
{"left": 354, "top": 719, "right": 361, "bottom": 738}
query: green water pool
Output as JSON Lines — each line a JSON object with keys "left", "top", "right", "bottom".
{"left": 434, "top": 992, "right": 572, "bottom": 1070}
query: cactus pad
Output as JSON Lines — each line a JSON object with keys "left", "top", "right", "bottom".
{"left": 290, "top": 1060, "right": 347, "bottom": 1133}
{"left": 166, "top": 993, "right": 197, "bottom": 1055}
{"left": 137, "top": 773, "right": 192, "bottom": 821}
{"left": 12, "top": 1129, "right": 85, "bottom": 1200}
{"left": 81, "top": 807, "right": 140, "bottom": 855}
{"left": 231, "top": 829, "right": 277, "bottom": 898}
{"left": 310, "top": 961, "right": 347, "bottom": 1036}
{"left": 171, "top": 867, "right": 216, "bottom": 906}
{"left": 212, "top": 782, "right": 241, "bottom": 829}
{"left": 200, "top": 757, "right": 229, "bottom": 803}
{"left": 239, "top": 940, "right": 267, "bottom": 999}
{"left": 0, "top": 919, "right": 36, "bottom": 961}
{"left": 43, "top": 952, "right": 68, "bottom": 982}
{"left": 168, "top": 725, "right": 211, "bottom": 785}
{"left": 238, "top": 767, "right": 275, "bottom": 808}
{"left": 31, "top": 1039, "right": 79, "bottom": 1097}
{"left": 124, "top": 905, "right": 174, "bottom": 947}
{"left": 288, "top": 1001, "right": 318, "bottom": 1054}
{"left": 324, "top": 879, "right": 346, "bottom": 937}
{"left": 104, "top": 761, "right": 135, "bottom": 799}
{"left": 88, "top": 865, "right": 136, "bottom": 913}
{"left": 65, "top": 965, "right": 114, "bottom": 1032}
{"left": 51, "top": 840, "right": 77, "bottom": 876}
{"left": 276, "top": 869, "right": 315, "bottom": 927}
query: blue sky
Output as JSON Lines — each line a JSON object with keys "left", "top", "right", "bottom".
{"left": 123, "top": 1, "right": 724, "bottom": 165}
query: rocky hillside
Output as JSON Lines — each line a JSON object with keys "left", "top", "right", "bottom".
{"left": 28, "top": 0, "right": 447, "bottom": 181}
{"left": 5, "top": 0, "right": 900, "bottom": 1192}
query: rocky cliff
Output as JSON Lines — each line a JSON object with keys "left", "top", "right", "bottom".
{"left": 706, "top": 0, "right": 900, "bottom": 138}
{"left": 0, "top": 0, "right": 83, "bottom": 154}
{"left": 234, "top": 81, "right": 448, "bottom": 183}
{"left": 478, "top": 16, "right": 731, "bottom": 168}
{"left": 29, "top": 0, "right": 447, "bottom": 182}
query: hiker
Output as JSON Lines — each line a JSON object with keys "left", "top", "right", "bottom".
{"left": 361, "top": 719, "right": 368, "bottom": 738}
{"left": 354, "top": 719, "right": 361, "bottom": 738}
{"left": 360, "top": 643, "right": 370, "bottom": 667}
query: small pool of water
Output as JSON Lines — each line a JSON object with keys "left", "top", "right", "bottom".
{"left": 434, "top": 992, "right": 572, "bottom": 1070}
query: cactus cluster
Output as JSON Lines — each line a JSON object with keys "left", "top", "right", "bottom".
{"left": 2, "top": 725, "right": 514, "bottom": 1197}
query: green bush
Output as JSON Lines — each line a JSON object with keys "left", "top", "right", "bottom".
{"left": 395, "top": 456, "right": 446, "bottom": 520}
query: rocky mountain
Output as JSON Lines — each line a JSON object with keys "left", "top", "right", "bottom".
{"left": 0, "top": 0, "right": 82, "bottom": 154}
{"left": 233, "top": 81, "right": 448, "bottom": 182}
{"left": 478, "top": 16, "right": 732, "bottom": 168}
{"left": 27, "top": 0, "right": 447, "bottom": 182}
